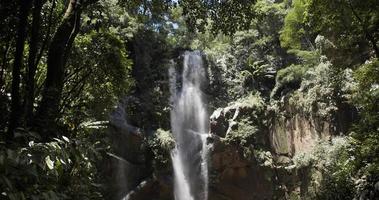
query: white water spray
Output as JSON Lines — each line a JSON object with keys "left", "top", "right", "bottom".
{"left": 170, "top": 51, "right": 210, "bottom": 200}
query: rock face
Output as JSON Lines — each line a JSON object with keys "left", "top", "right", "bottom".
{"left": 107, "top": 98, "right": 175, "bottom": 200}
{"left": 106, "top": 98, "right": 152, "bottom": 200}
{"left": 269, "top": 110, "right": 332, "bottom": 157}
{"left": 208, "top": 96, "right": 275, "bottom": 200}
{"left": 207, "top": 97, "right": 336, "bottom": 200}
{"left": 209, "top": 136, "right": 274, "bottom": 200}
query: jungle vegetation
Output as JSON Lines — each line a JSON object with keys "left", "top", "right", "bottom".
{"left": 0, "top": 0, "right": 378, "bottom": 199}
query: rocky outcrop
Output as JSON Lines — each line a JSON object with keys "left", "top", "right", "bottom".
{"left": 208, "top": 95, "right": 276, "bottom": 200}
{"left": 106, "top": 98, "right": 176, "bottom": 200}
{"left": 122, "top": 177, "right": 173, "bottom": 200}
{"left": 106, "top": 99, "right": 153, "bottom": 200}
{"left": 210, "top": 93, "right": 268, "bottom": 147}
{"left": 209, "top": 135, "right": 274, "bottom": 200}
{"left": 269, "top": 112, "right": 331, "bottom": 157}
{"left": 207, "top": 96, "right": 335, "bottom": 199}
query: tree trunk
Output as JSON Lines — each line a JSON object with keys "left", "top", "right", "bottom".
{"left": 24, "top": 0, "right": 44, "bottom": 126}
{"left": 33, "top": 0, "right": 83, "bottom": 137}
{"left": 7, "top": 0, "right": 32, "bottom": 142}
{"left": 34, "top": 0, "right": 56, "bottom": 70}
{"left": 0, "top": 41, "right": 10, "bottom": 91}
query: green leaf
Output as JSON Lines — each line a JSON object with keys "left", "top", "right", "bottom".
{"left": 45, "top": 156, "right": 54, "bottom": 170}
{"left": 62, "top": 136, "right": 70, "bottom": 143}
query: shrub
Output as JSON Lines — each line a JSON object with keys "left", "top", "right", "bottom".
{"left": 0, "top": 129, "right": 108, "bottom": 200}
{"left": 271, "top": 64, "right": 307, "bottom": 98}
{"left": 224, "top": 93, "right": 267, "bottom": 159}
{"left": 147, "top": 129, "right": 175, "bottom": 170}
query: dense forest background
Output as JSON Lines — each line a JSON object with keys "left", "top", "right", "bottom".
{"left": 0, "top": 0, "right": 378, "bottom": 199}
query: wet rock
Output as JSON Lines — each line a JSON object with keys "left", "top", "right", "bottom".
{"left": 106, "top": 99, "right": 153, "bottom": 200}
{"left": 122, "top": 177, "right": 173, "bottom": 200}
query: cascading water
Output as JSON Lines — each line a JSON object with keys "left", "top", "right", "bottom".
{"left": 169, "top": 51, "right": 210, "bottom": 200}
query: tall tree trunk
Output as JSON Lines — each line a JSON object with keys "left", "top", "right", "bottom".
{"left": 24, "top": 0, "right": 44, "bottom": 126}
{"left": 7, "top": 0, "right": 32, "bottom": 142}
{"left": 33, "top": 0, "right": 83, "bottom": 137}
{"left": 34, "top": 0, "right": 56, "bottom": 70}
{"left": 0, "top": 41, "right": 10, "bottom": 91}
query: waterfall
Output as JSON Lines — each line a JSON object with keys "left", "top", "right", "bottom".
{"left": 169, "top": 51, "right": 210, "bottom": 200}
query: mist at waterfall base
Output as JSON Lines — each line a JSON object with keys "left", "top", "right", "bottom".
{"left": 169, "top": 51, "right": 210, "bottom": 200}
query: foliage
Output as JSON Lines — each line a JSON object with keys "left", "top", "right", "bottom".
{"left": 352, "top": 59, "right": 379, "bottom": 130}
{"left": 180, "top": 0, "right": 257, "bottom": 35}
{"left": 1, "top": 0, "right": 379, "bottom": 198}
{"left": 309, "top": 135, "right": 378, "bottom": 200}
{"left": 292, "top": 137, "right": 355, "bottom": 199}
{"left": 0, "top": 128, "right": 109, "bottom": 200}
{"left": 288, "top": 57, "right": 379, "bottom": 199}
{"left": 147, "top": 128, "right": 175, "bottom": 170}
{"left": 226, "top": 118, "right": 258, "bottom": 148}
{"left": 280, "top": 0, "right": 312, "bottom": 50}
{"left": 236, "top": 92, "right": 266, "bottom": 110}
{"left": 287, "top": 59, "right": 355, "bottom": 119}
{"left": 224, "top": 93, "right": 267, "bottom": 159}
{"left": 349, "top": 58, "right": 379, "bottom": 195}
{"left": 307, "top": 0, "right": 379, "bottom": 59}
{"left": 271, "top": 64, "right": 307, "bottom": 98}
{"left": 253, "top": 149, "right": 273, "bottom": 167}
{"left": 200, "top": 9, "right": 289, "bottom": 104}
{"left": 224, "top": 117, "right": 258, "bottom": 160}
{"left": 289, "top": 61, "right": 336, "bottom": 117}
{"left": 293, "top": 137, "right": 351, "bottom": 168}
{"left": 281, "top": 0, "right": 379, "bottom": 65}
{"left": 62, "top": 29, "right": 133, "bottom": 128}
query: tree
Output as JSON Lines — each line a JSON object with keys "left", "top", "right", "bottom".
{"left": 24, "top": 0, "right": 46, "bottom": 126}
{"left": 308, "top": 0, "right": 379, "bottom": 58}
{"left": 0, "top": 0, "right": 18, "bottom": 131}
{"left": 281, "top": 0, "right": 379, "bottom": 66}
{"left": 7, "top": 0, "right": 32, "bottom": 142}
{"left": 61, "top": 30, "right": 133, "bottom": 128}
{"left": 179, "top": 0, "right": 257, "bottom": 35}
{"left": 33, "top": 0, "right": 98, "bottom": 136}
{"left": 280, "top": 0, "right": 312, "bottom": 50}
